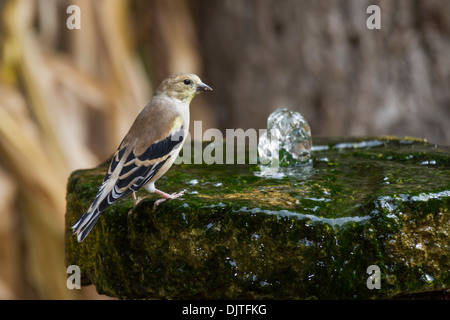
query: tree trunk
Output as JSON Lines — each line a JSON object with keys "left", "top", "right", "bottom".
{"left": 198, "top": 0, "right": 450, "bottom": 145}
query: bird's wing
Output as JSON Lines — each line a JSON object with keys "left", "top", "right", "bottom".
{"left": 72, "top": 113, "right": 185, "bottom": 242}
{"left": 109, "top": 121, "right": 185, "bottom": 195}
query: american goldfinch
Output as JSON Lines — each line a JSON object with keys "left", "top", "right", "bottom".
{"left": 72, "top": 73, "right": 212, "bottom": 242}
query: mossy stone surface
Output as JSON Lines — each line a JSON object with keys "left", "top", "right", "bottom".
{"left": 65, "top": 137, "right": 450, "bottom": 299}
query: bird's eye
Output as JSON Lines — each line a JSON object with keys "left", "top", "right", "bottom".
{"left": 183, "top": 79, "right": 191, "bottom": 85}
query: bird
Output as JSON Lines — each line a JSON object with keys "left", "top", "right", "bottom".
{"left": 71, "top": 73, "right": 212, "bottom": 242}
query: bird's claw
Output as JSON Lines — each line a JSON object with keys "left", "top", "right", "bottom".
{"left": 132, "top": 193, "right": 152, "bottom": 207}
{"left": 153, "top": 190, "right": 186, "bottom": 209}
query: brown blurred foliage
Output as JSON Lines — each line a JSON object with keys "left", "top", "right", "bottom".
{"left": 0, "top": 0, "right": 448, "bottom": 299}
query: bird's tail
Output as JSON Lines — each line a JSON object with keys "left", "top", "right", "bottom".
{"left": 71, "top": 179, "right": 131, "bottom": 242}
{"left": 71, "top": 205, "right": 102, "bottom": 242}
{"left": 71, "top": 176, "right": 113, "bottom": 242}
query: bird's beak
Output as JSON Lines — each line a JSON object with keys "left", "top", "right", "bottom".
{"left": 196, "top": 82, "right": 213, "bottom": 92}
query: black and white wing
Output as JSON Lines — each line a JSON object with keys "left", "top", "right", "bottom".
{"left": 72, "top": 124, "right": 184, "bottom": 242}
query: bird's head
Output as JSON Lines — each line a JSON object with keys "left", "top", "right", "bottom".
{"left": 155, "top": 73, "right": 212, "bottom": 103}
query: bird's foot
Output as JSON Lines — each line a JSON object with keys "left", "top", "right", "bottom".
{"left": 153, "top": 189, "right": 186, "bottom": 208}
{"left": 132, "top": 193, "right": 151, "bottom": 207}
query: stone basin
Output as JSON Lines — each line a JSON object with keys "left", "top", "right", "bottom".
{"left": 65, "top": 136, "right": 450, "bottom": 299}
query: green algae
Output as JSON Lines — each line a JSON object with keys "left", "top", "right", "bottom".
{"left": 65, "top": 136, "right": 450, "bottom": 299}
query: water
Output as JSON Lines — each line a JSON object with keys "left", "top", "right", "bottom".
{"left": 258, "top": 108, "right": 312, "bottom": 168}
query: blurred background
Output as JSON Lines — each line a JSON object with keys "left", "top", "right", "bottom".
{"left": 0, "top": 0, "right": 448, "bottom": 299}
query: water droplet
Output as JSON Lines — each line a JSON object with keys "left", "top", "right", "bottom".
{"left": 258, "top": 108, "right": 312, "bottom": 167}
